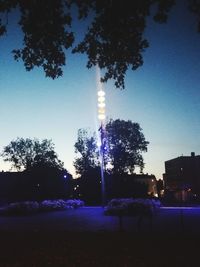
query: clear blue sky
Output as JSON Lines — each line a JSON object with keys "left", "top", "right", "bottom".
{"left": 0, "top": 1, "right": 200, "bottom": 179}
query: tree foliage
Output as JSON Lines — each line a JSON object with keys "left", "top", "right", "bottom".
{"left": 1, "top": 137, "right": 64, "bottom": 171}
{"left": 74, "top": 119, "right": 149, "bottom": 175}
{"left": 74, "top": 129, "right": 99, "bottom": 176}
{"left": 105, "top": 119, "right": 149, "bottom": 174}
{"left": 0, "top": 0, "right": 199, "bottom": 88}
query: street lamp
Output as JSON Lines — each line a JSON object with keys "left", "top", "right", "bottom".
{"left": 97, "top": 89, "right": 106, "bottom": 207}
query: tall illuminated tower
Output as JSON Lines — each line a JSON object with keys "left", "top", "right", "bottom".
{"left": 97, "top": 89, "right": 106, "bottom": 206}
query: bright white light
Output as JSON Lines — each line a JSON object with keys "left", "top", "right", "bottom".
{"left": 98, "top": 96, "right": 105, "bottom": 103}
{"left": 98, "top": 108, "right": 105, "bottom": 114}
{"left": 97, "top": 90, "right": 105, "bottom": 97}
{"left": 98, "top": 114, "right": 105, "bottom": 120}
{"left": 98, "top": 102, "right": 105, "bottom": 108}
{"left": 97, "top": 74, "right": 106, "bottom": 122}
{"left": 97, "top": 140, "right": 101, "bottom": 147}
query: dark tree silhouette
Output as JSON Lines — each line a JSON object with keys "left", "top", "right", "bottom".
{"left": 1, "top": 137, "right": 64, "bottom": 171}
{"left": 74, "top": 129, "right": 99, "bottom": 176}
{"left": 0, "top": 0, "right": 199, "bottom": 88}
{"left": 1, "top": 138, "right": 72, "bottom": 201}
{"left": 105, "top": 119, "right": 149, "bottom": 174}
{"left": 74, "top": 119, "right": 149, "bottom": 175}
{"left": 72, "top": 169, "right": 102, "bottom": 205}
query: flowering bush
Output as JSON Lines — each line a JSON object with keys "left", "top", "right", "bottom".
{"left": 65, "top": 199, "right": 85, "bottom": 209}
{"left": 40, "top": 199, "right": 68, "bottom": 211}
{"left": 1, "top": 199, "right": 84, "bottom": 215}
{"left": 40, "top": 199, "right": 84, "bottom": 211}
{"left": 104, "top": 198, "right": 161, "bottom": 217}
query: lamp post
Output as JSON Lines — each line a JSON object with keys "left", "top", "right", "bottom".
{"left": 97, "top": 89, "right": 106, "bottom": 207}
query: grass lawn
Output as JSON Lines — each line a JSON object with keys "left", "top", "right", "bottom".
{"left": 0, "top": 207, "right": 200, "bottom": 266}
{"left": 0, "top": 230, "right": 199, "bottom": 267}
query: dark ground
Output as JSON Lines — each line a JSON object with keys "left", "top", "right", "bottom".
{"left": 0, "top": 207, "right": 200, "bottom": 266}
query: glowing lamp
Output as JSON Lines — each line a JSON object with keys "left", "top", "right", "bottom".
{"left": 97, "top": 89, "right": 106, "bottom": 122}
{"left": 97, "top": 90, "right": 105, "bottom": 97}
{"left": 98, "top": 96, "right": 105, "bottom": 102}
{"left": 98, "top": 108, "right": 105, "bottom": 114}
{"left": 98, "top": 102, "right": 105, "bottom": 108}
{"left": 98, "top": 114, "right": 105, "bottom": 120}
{"left": 97, "top": 140, "right": 101, "bottom": 147}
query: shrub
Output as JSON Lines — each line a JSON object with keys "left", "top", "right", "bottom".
{"left": 1, "top": 199, "right": 85, "bottom": 215}
{"left": 104, "top": 198, "right": 161, "bottom": 217}
{"left": 40, "top": 199, "right": 85, "bottom": 211}
{"left": 65, "top": 199, "right": 85, "bottom": 209}
{"left": 104, "top": 198, "right": 161, "bottom": 231}
{"left": 40, "top": 199, "right": 68, "bottom": 211}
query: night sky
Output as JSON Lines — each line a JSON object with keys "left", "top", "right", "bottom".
{"left": 0, "top": 1, "right": 200, "bottom": 179}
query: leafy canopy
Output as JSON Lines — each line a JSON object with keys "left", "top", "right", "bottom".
{"left": 0, "top": 0, "right": 199, "bottom": 88}
{"left": 105, "top": 119, "right": 149, "bottom": 174}
{"left": 74, "top": 119, "right": 149, "bottom": 176}
{"left": 74, "top": 129, "right": 99, "bottom": 176}
{"left": 1, "top": 137, "right": 64, "bottom": 171}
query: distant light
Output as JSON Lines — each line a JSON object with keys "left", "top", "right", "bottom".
{"left": 97, "top": 90, "right": 105, "bottom": 97}
{"left": 98, "top": 114, "right": 105, "bottom": 120}
{"left": 97, "top": 140, "right": 101, "bottom": 147}
{"left": 98, "top": 96, "right": 105, "bottom": 102}
{"left": 98, "top": 108, "right": 105, "bottom": 114}
{"left": 97, "top": 89, "right": 106, "bottom": 122}
{"left": 37, "top": 184, "right": 40, "bottom": 187}
{"left": 98, "top": 103, "right": 105, "bottom": 108}
{"left": 64, "top": 175, "right": 67, "bottom": 179}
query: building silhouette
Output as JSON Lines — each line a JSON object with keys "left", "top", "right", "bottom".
{"left": 0, "top": 170, "right": 72, "bottom": 203}
{"left": 163, "top": 152, "right": 200, "bottom": 202}
{"left": 134, "top": 174, "right": 158, "bottom": 197}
